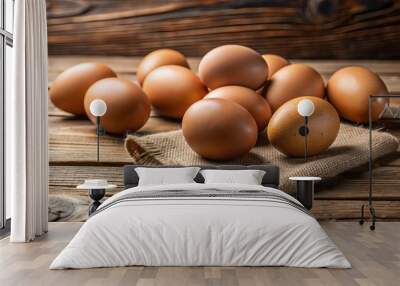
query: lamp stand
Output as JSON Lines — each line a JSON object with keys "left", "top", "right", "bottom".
{"left": 359, "top": 96, "right": 377, "bottom": 230}
{"left": 95, "top": 116, "right": 104, "bottom": 162}
{"left": 304, "top": 116, "right": 308, "bottom": 162}
{"left": 298, "top": 116, "right": 309, "bottom": 162}
{"left": 88, "top": 188, "right": 106, "bottom": 215}
{"left": 358, "top": 93, "right": 400, "bottom": 230}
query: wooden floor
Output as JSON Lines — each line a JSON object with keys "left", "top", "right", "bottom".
{"left": 48, "top": 56, "right": 400, "bottom": 222}
{"left": 0, "top": 222, "right": 399, "bottom": 286}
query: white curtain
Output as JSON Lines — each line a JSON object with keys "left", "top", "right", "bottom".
{"left": 7, "top": 0, "right": 49, "bottom": 242}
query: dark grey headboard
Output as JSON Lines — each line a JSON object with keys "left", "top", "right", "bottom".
{"left": 123, "top": 165, "right": 280, "bottom": 189}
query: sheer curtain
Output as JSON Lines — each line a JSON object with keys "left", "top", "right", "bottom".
{"left": 7, "top": 0, "right": 48, "bottom": 242}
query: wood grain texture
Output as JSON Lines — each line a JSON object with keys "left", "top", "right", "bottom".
{"left": 46, "top": 0, "right": 400, "bottom": 59}
{"left": 1, "top": 222, "right": 400, "bottom": 286}
{"left": 47, "top": 56, "right": 400, "bottom": 93}
{"left": 48, "top": 56, "right": 400, "bottom": 221}
{"left": 312, "top": 200, "right": 400, "bottom": 219}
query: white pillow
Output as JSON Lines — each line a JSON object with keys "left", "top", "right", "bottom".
{"left": 200, "top": 169, "right": 266, "bottom": 185}
{"left": 135, "top": 167, "right": 200, "bottom": 186}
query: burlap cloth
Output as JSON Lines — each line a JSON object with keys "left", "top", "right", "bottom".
{"left": 125, "top": 124, "right": 399, "bottom": 193}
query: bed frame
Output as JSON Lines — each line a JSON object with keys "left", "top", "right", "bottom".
{"left": 123, "top": 164, "right": 280, "bottom": 189}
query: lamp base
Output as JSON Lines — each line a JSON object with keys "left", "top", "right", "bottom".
{"left": 296, "top": 180, "right": 314, "bottom": 210}
{"left": 359, "top": 204, "right": 376, "bottom": 231}
{"left": 88, "top": 188, "right": 106, "bottom": 215}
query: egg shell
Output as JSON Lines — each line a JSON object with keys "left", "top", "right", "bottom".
{"left": 142, "top": 65, "right": 208, "bottom": 119}
{"left": 84, "top": 78, "right": 150, "bottom": 134}
{"left": 390, "top": 98, "right": 400, "bottom": 106}
{"left": 327, "top": 66, "right": 388, "bottom": 123}
{"left": 262, "top": 54, "right": 290, "bottom": 79}
{"left": 182, "top": 98, "right": 258, "bottom": 161}
{"left": 198, "top": 45, "right": 268, "bottom": 90}
{"left": 205, "top": 85, "right": 272, "bottom": 131}
{"left": 265, "top": 64, "right": 325, "bottom": 112}
{"left": 50, "top": 63, "right": 117, "bottom": 115}
{"left": 137, "top": 49, "right": 190, "bottom": 85}
{"left": 267, "top": 96, "right": 340, "bottom": 157}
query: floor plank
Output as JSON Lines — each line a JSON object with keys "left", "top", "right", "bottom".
{"left": 0, "top": 222, "right": 399, "bottom": 286}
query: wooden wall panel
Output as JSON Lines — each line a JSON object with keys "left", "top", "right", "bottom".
{"left": 46, "top": 0, "right": 400, "bottom": 59}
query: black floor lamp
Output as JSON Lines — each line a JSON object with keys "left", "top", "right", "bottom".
{"left": 359, "top": 93, "right": 400, "bottom": 231}
{"left": 289, "top": 99, "right": 321, "bottom": 210}
{"left": 82, "top": 99, "right": 109, "bottom": 215}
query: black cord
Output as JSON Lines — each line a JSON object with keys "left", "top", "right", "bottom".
{"left": 96, "top": 116, "right": 100, "bottom": 163}
{"left": 305, "top": 116, "right": 308, "bottom": 162}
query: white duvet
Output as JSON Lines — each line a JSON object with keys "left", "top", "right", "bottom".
{"left": 50, "top": 183, "right": 350, "bottom": 269}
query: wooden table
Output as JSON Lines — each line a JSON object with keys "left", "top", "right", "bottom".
{"left": 48, "top": 56, "right": 400, "bottom": 221}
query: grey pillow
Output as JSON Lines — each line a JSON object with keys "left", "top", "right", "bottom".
{"left": 200, "top": 169, "right": 266, "bottom": 185}
{"left": 135, "top": 167, "right": 201, "bottom": 186}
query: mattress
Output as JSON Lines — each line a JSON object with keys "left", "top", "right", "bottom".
{"left": 50, "top": 183, "right": 350, "bottom": 269}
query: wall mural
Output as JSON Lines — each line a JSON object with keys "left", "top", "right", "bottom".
{"left": 47, "top": 0, "right": 400, "bottom": 222}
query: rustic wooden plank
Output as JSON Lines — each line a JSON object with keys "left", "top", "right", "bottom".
{"left": 48, "top": 56, "right": 400, "bottom": 76}
{"left": 49, "top": 117, "right": 130, "bottom": 164}
{"left": 315, "top": 171, "right": 400, "bottom": 201}
{"left": 46, "top": 0, "right": 400, "bottom": 59}
{"left": 316, "top": 185, "right": 400, "bottom": 200}
{"left": 49, "top": 165, "right": 124, "bottom": 196}
{"left": 47, "top": 57, "right": 400, "bottom": 95}
{"left": 315, "top": 182, "right": 400, "bottom": 201}
{"left": 312, "top": 200, "right": 400, "bottom": 220}
{"left": 48, "top": 193, "right": 400, "bottom": 222}
{"left": 292, "top": 60, "right": 400, "bottom": 75}
{"left": 49, "top": 114, "right": 180, "bottom": 164}
{"left": 48, "top": 56, "right": 143, "bottom": 74}
{"left": 322, "top": 165, "right": 400, "bottom": 185}
{"left": 49, "top": 164, "right": 400, "bottom": 201}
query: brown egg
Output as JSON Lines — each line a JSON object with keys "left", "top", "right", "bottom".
{"left": 267, "top": 96, "right": 340, "bottom": 157}
{"left": 327, "top": 66, "right": 388, "bottom": 123}
{"left": 262, "top": 54, "right": 290, "bottom": 79}
{"left": 50, "top": 63, "right": 117, "bottom": 115}
{"left": 198, "top": 45, "right": 268, "bottom": 90}
{"left": 84, "top": 78, "right": 150, "bottom": 134}
{"left": 136, "top": 49, "right": 190, "bottom": 85}
{"left": 205, "top": 86, "right": 272, "bottom": 131}
{"left": 142, "top": 65, "right": 208, "bottom": 119}
{"left": 182, "top": 99, "right": 258, "bottom": 160}
{"left": 390, "top": 98, "right": 400, "bottom": 106}
{"left": 265, "top": 64, "right": 325, "bottom": 112}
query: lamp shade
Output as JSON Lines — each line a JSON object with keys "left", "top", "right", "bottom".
{"left": 297, "top": 99, "right": 315, "bottom": 117}
{"left": 89, "top": 99, "right": 107, "bottom": 117}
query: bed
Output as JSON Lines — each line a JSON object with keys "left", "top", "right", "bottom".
{"left": 50, "top": 164, "right": 350, "bottom": 269}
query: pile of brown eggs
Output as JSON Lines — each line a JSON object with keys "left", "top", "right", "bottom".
{"left": 49, "top": 45, "right": 389, "bottom": 160}
{"left": 49, "top": 63, "right": 151, "bottom": 135}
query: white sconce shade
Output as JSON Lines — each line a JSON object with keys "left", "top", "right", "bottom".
{"left": 297, "top": 99, "right": 315, "bottom": 117}
{"left": 90, "top": 99, "right": 107, "bottom": 117}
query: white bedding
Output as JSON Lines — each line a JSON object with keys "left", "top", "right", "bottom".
{"left": 50, "top": 183, "right": 351, "bottom": 269}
